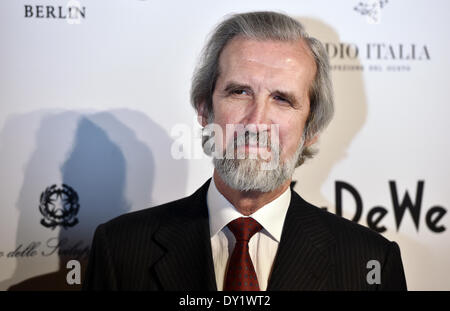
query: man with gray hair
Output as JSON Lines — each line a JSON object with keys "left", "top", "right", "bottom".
{"left": 84, "top": 11, "right": 407, "bottom": 291}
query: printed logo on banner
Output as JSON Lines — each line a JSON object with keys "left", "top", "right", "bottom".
{"left": 326, "top": 43, "right": 430, "bottom": 60}
{"left": 0, "top": 183, "right": 89, "bottom": 264}
{"left": 334, "top": 1, "right": 430, "bottom": 72}
{"left": 319, "top": 180, "right": 447, "bottom": 234}
{"left": 325, "top": 42, "right": 431, "bottom": 72}
{"left": 39, "top": 184, "right": 80, "bottom": 230}
{"left": 24, "top": 0, "right": 86, "bottom": 24}
{"left": 354, "top": 0, "right": 389, "bottom": 24}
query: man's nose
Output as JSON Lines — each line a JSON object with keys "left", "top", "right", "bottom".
{"left": 244, "top": 97, "right": 270, "bottom": 126}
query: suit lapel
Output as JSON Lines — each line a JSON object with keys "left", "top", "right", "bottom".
{"left": 267, "top": 191, "right": 335, "bottom": 291}
{"left": 149, "top": 180, "right": 334, "bottom": 291}
{"left": 151, "top": 179, "right": 217, "bottom": 290}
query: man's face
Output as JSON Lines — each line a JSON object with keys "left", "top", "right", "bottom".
{"left": 210, "top": 36, "right": 317, "bottom": 164}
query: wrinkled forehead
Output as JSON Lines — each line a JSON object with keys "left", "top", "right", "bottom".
{"left": 217, "top": 36, "right": 317, "bottom": 82}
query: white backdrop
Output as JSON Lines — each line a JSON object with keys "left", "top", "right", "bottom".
{"left": 0, "top": 0, "right": 449, "bottom": 290}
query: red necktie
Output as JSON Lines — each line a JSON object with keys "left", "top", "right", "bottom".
{"left": 224, "top": 217, "right": 263, "bottom": 291}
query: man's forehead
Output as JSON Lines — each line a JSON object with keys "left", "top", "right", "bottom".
{"left": 218, "top": 36, "right": 316, "bottom": 80}
{"left": 219, "top": 36, "right": 316, "bottom": 92}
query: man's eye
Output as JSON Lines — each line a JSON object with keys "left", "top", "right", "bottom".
{"left": 232, "top": 89, "right": 248, "bottom": 95}
{"left": 274, "top": 95, "right": 289, "bottom": 104}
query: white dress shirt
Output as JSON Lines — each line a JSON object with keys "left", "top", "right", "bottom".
{"left": 207, "top": 175, "right": 291, "bottom": 291}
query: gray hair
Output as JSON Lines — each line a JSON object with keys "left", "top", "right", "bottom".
{"left": 190, "top": 11, "right": 334, "bottom": 166}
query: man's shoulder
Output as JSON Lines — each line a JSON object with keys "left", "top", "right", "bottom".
{"left": 97, "top": 179, "right": 211, "bottom": 238}
{"left": 292, "top": 191, "right": 407, "bottom": 290}
{"left": 98, "top": 194, "right": 194, "bottom": 236}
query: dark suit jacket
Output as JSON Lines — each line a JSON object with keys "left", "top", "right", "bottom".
{"left": 83, "top": 179, "right": 407, "bottom": 290}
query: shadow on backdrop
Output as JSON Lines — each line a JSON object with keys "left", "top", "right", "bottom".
{"left": 0, "top": 109, "right": 187, "bottom": 290}
{"left": 292, "top": 17, "right": 368, "bottom": 218}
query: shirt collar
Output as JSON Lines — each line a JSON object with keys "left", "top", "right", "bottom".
{"left": 206, "top": 175, "right": 291, "bottom": 242}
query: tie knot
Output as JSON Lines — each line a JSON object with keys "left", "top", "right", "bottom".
{"left": 227, "top": 217, "right": 262, "bottom": 242}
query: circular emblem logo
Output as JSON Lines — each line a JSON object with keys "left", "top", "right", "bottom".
{"left": 39, "top": 184, "right": 80, "bottom": 229}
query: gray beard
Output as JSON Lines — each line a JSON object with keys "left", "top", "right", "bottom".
{"left": 213, "top": 139, "right": 304, "bottom": 193}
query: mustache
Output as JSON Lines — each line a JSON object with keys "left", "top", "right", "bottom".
{"left": 221, "top": 129, "right": 282, "bottom": 165}
{"left": 233, "top": 131, "right": 272, "bottom": 148}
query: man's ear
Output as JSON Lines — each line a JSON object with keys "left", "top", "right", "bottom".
{"left": 304, "top": 133, "right": 319, "bottom": 147}
{"left": 197, "top": 101, "right": 209, "bottom": 127}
